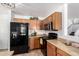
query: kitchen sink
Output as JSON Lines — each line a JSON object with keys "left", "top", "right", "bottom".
{"left": 59, "top": 38, "right": 72, "bottom": 46}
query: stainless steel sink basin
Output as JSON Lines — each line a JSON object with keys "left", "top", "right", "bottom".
{"left": 64, "top": 42, "right": 71, "bottom": 46}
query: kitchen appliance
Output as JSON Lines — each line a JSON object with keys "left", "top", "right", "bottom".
{"left": 48, "top": 33, "right": 58, "bottom": 39}
{"left": 44, "top": 22, "right": 53, "bottom": 30}
{"left": 10, "top": 22, "right": 29, "bottom": 54}
{"left": 41, "top": 36, "right": 48, "bottom": 56}
{"left": 41, "top": 33, "right": 58, "bottom": 56}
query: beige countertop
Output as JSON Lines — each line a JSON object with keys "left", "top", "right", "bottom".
{"left": 47, "top": 39, "right": 79, "bottom": 56}
{"left": 59, "top": 35, "right": 79, "bottom": 43}
{"left": 29, "top": 35, "right": 42, "bottom": 38}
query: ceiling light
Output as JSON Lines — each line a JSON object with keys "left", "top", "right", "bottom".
{"left": 1, "top": 3, "right": 15, "bottom": 9}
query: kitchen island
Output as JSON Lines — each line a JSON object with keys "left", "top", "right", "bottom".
{"left": 47, "top": 39, "right": 79, "bottom": 56}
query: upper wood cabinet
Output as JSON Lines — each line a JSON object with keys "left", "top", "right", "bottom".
{"left": 40, "top": 12, "right": 62, "bottom": 31}
{"left": 13, "top": 18, "right": 41, "bottom": 30}
{"left": 40, "top": 18, "right": 52, "bottom": 30}
{"left": 40, "top": 20, "right": 44, "bottom": 30}
{"left": 13, "top": 12, "right": 62, "bottom": 31}
{"left": 52, "top": 12, "right": 62, "bottom": 30}
{"left": 48, "top": 16, "right": 52, "bottom": 21}
{"left": 29, "top": 20, "right": 41, "bottom": 30}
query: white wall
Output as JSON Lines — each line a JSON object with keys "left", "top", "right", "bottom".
{"left": 0, "top": 5, "right": 11, "bottom": 49}
{"left": 14, "top": 14, "right": 44, "bottom": 20}
{"left": 68, "top": 3, "right": 79, "bottom": 19}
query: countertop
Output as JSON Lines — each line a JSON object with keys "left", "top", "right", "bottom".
{"left": 47, "top": 39, "right": 79, "bottom": 56}
{"left": 59, "top": 35, "right": 79, "bottom": 43}
{"left": 29, "top": 34, "right": 79, "bottom": 43}
{"left": 29, "top": 35, "right": 43, "bottom": 38}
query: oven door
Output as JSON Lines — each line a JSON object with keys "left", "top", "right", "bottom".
{"left": 41, "top": 38, "right": 47, "bottom": 56}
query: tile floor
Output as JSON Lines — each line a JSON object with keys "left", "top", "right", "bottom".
{"left": 13, "top": 49, "right": 44, "bottom": 56}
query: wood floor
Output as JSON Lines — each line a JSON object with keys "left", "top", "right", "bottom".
{"left": 13, "top": 49, "right": 44, "bottom": 56}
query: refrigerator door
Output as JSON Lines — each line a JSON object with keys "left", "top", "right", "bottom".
{"left": 10, "top": 22, "right": 29, "bottom": 53}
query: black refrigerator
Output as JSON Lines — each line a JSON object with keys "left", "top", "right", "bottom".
{"left": 10, "top": 22, "right": 29, "bottom": 54}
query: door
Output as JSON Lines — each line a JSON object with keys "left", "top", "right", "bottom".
{"left": 10, "top": 22, "right": 20, "bottom": 50}
{"left": 47, "top": 42, "right": 56, "bottom": 56}
{"left": 34, "top": 37, "right": 40, "bottom": 49}
{"left": 17, "top": 23, "right": 28, "bottom": 53}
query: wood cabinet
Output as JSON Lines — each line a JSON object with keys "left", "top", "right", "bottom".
{"left": 40, "top": 21, "right": 44, "bottom": 30}
{"left": 29, "top": 36, "right": 40, "bottom": 50}
{"left": 47, "top": 41, "right": 70, "bottom": 56}
{"left": 30, "top": 20, "right": 41, "bottom": 30}
{"left": 48, "top": 16, "right": 52, "bottom": 21}
{"left": 40, "top": 12, "right": 62, "bottom": 31}
{"left": 13, "top": 18, "right": 41, "bottom": 30}
{"left": 47, "top": 42, "right": 57, "bottom": 56}
{"left": 40, "top": 18, "right": 51, "bottom": 30}
{"left": 57, "top": 48, "right": 70, "bottom": 56}
{"left": 14, "top": 12, "right": 62, "bottom": 31}
{"left": 52, "top": 12, "right": 62, "bottom": 30}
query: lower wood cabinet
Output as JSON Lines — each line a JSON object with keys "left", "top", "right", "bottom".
{"left": 47, "top": 42, "right": 70, "bottom": 56}
{"left": 29, "top": 36, "right": 40, "bottom": 50}
{"left": 57, "top": 48, "right": 70, "bottom": 56}
{"left": 47, "top": 42, "right": 57, "bottom": 56}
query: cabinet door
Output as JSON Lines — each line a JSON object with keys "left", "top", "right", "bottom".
{"left": 34, "top": 37, "right": 40, "bottom": 49}
{"left": 47, "top": 42, "right": 56, "bottom": 56}
{"left": 52, "top": 13, "right": 56, "bottom": 30}
{"left": 29, "top": 37, "right": 40, "bottom": 50}
{"left": 48, "top": 16, "right": 52, "bottom": 21}
{"left": 57, "top": 48, "right": 70, "bottom": 56}
{"left": 29, "top": 38, "right": 35, "bottom": 50}
{"left": 55, "top": 12, "right": 62, "bottom": 30}
{"left": 36, "top": 20, "right": 41, "bottom": 30}
{"left": 52, "top": 12, "right": 62, "bottom": 30}
{"left": 40, "top": 21, "right": 44, "bottom": 30}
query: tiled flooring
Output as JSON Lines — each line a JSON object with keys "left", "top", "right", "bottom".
{"left": 13, "top": 49, "right": 44, "bottom": 56}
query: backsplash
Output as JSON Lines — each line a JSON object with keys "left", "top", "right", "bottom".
{"left": 28, "top": 29, "right": 79, "bottom": 43}
{"left": 29, "top": 30, "right": 63, "bottom": 36}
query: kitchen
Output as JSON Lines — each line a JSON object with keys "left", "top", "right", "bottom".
{"left": 0, "top": 3, "right": 79, "bottom": 56}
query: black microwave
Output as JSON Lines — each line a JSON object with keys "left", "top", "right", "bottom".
{"left": 44, "top": 22, "right": 53, "bottom": 30}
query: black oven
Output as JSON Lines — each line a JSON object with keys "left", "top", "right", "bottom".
{"left": 41, "top": 36, "right": 48, "bottom": 56}
{"left": 41, "top": 33, "right": 58, "bottom": 56}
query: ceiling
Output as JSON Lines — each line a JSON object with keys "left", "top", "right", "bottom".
{"left": 13, "top": 3, "right": 63, "bottom": 19}
{"left": 68, "top": 3, "right": 79, "bottom": 19}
